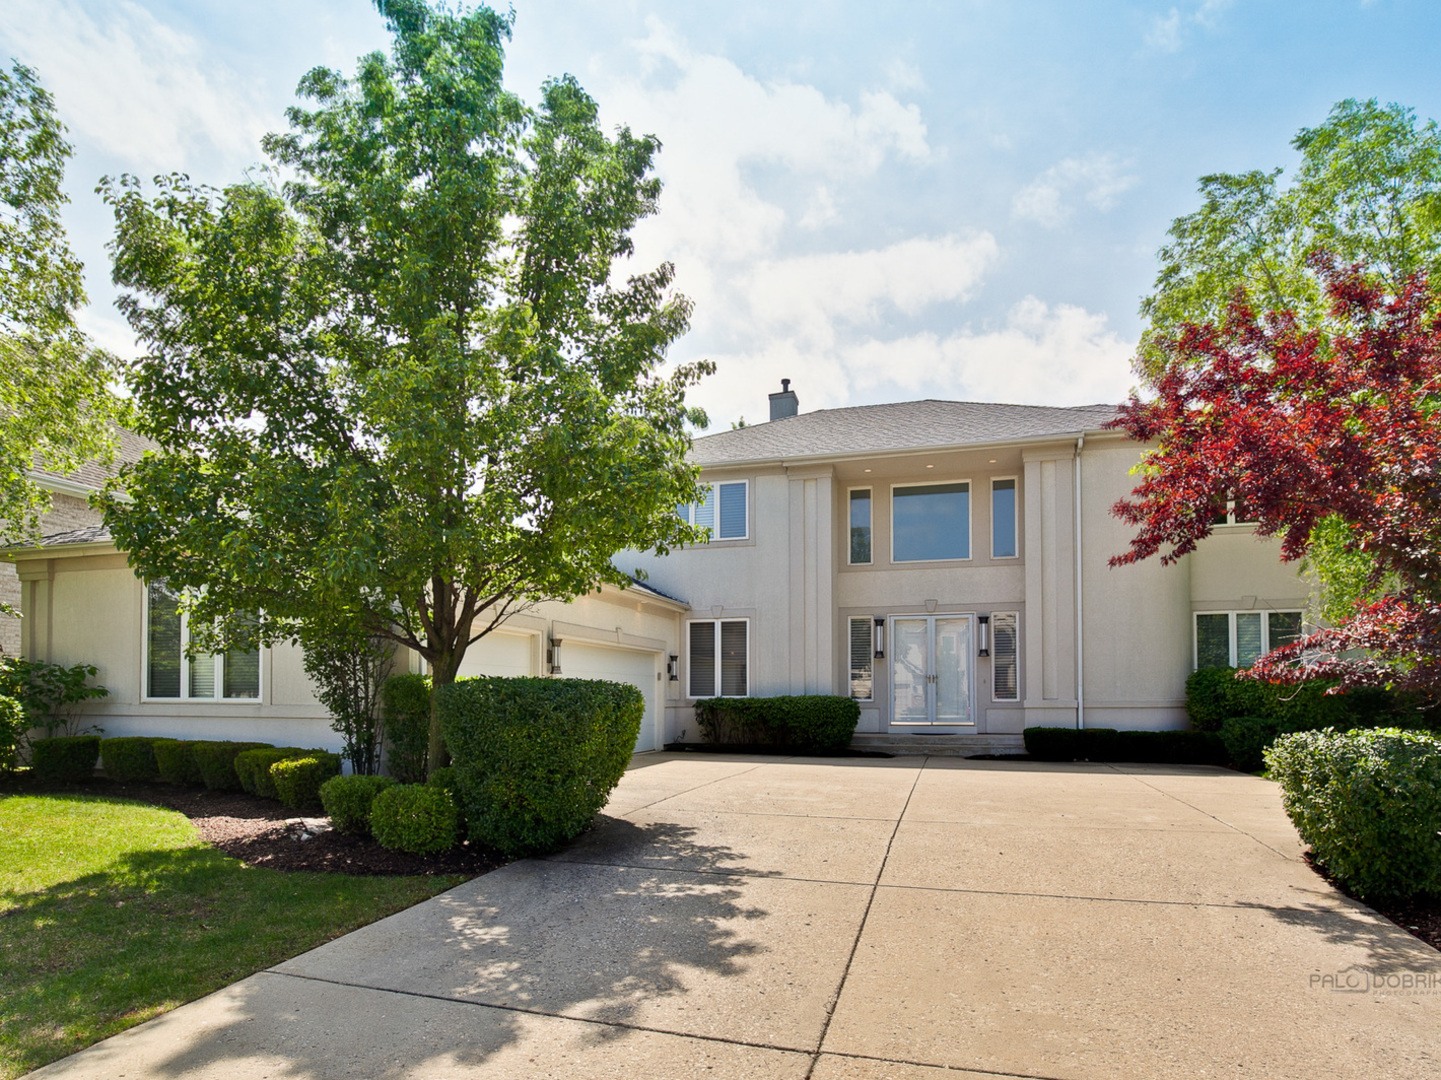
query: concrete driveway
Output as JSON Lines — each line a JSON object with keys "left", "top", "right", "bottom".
{"left": 30, "top": 754, "right": 1441, "bottom": 1079}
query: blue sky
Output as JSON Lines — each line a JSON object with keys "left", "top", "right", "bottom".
{"left": 3, "top": 0, "right": 1439, "bottom": 427}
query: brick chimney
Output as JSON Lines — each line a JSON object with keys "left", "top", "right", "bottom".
{"left": 768, "top": 378, "right": 798, "bottom": 422}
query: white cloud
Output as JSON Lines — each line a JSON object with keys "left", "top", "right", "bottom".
{"left": 1012, "top": 152, "right": 1137, "bottom": 228}
{"left": 884, "top": 59, "right": 926, "bottom": 94}
{"left": 0, "top": 0, "right": 270, "bottom": 173}
{"left": 1145, "top": 0, "right": 1233, "bottom": 53}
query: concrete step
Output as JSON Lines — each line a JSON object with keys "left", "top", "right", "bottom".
{"left": 850, "top": 732, "right": 1025, "bottom": 757}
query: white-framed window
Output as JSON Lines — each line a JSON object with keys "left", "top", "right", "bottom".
{"left": 1211, "top": 499, "right": 1258, "bottom": 526}
{"left": 848, "top": 488, "right": 872, "bottom": 565}
{"left": 145, "top": 581, "right": 261, "bottom": 701}
{"left": 677, "top": 481, "right": 748, "bottom": 541}
{"left": 991, "top": 478, "right": 1018, "bottom": 559}
{"left": 688, "top": 618, "right": 749, "bottom": 697}
{"left": 1194, "top": 610, "right": 1303, "bottom": 669}
{"left": 848, "top": 616, "right": 874, "bottom": 700}
{"left": 892, "top": 480, "right": 971, "bottom": 562}
{"left": 991, "top": 611, "right": 1019, "bottom": 701}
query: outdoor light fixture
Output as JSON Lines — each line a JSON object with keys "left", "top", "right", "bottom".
{"left": 977, "top": 615, "right": 991, "bottom": 657}
{"left": 548, "top": 637, "right": 563, "bottom": 675}
{"left": 667, "top": 654, "right": 679, "bottom": 681}
{"left": 874, "top": 616, "right": 886, "bottom": 659}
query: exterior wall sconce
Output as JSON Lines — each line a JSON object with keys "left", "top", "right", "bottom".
{"left": 874, "top": 616, "right": 886, "bottom": 659}
{"left": 548, "top": 637, "right": 563, "bottom": 675}
{"left": 977, "top": 615, "right": 990, "bottom": 657}
{"left": 667, "top": 654, "right": 679, "bottom": 681}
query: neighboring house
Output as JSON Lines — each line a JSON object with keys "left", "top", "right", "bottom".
{"left": 2, "top": 383, "right": 1309, "bottom": 757}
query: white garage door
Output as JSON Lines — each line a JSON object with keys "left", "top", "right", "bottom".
{"left": 456, "top": 631, "right": 535, "bottom": 679}
{"left": 561, "top": 643, "right": 659, "bottom": 754}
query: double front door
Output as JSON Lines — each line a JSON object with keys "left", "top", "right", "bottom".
{"left": 891, "top": 615, "right": 974, "bottom": 730}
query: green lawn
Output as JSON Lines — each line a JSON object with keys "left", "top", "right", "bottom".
{"left": 0, "top": 793, "right": 464, "bottom": 1079}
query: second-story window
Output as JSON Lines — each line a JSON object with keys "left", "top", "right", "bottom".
{"left": 893, "top": 481, "right": 970, "bottom": 562}
{"left": 849, "top": 488, "right": 872, "bottom": 564}
{"left": 677, "top": 481, "right": 748, "bottom": 541}
{"left": 992, "top": 478, "right": 1017, "bottom": 558}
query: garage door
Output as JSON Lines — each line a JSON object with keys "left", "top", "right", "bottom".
{"left": 455, "top": 631, "right": 535, "bottom": 679}
{"left": 560, "top": 643, "right": 659, "bottom": 754}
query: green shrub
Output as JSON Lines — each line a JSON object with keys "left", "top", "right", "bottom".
{"left": 192, "top": 741, "right": 274, "bottom": 791}
{"left": 1024, "top": 726, "right": 1227, "bottom": 765}
{"left": 693, "top": 695, "right": 860, "bottom": 752}
{"left": 370, "top": 783, "right": 459, "bottom": 854}
{"left": 427, "top": 765, "right": 467, "bottom": 832}
{"left": 1185, "top": 666, "right": 1415, "bottom": 733}
{"left": 154, "top": 739, "right": 204, "bottom": 784}
{"left": 31, "top": 735, "right": 101, "bottom": 783}
{"left": 441, "top": 676, "right": 641, "bottom": 855}
{"left": 270, "top": 753, "right": 343, "bottom": 812}
{"left": 99, "top": 737, "right": 161, "bottom": 782}
{"left": 1266, "top": 728, "right": 1441, "bottom": 899}
{"left": 1185, "top": 667, "right": 1239, "bottom": 732}
{"left": 235, "top": 747, "right": 319, "bottom": 798}
{"left": 320, "top": 773, "right": 395, "bottom": 835}
{"left": 0, "top": 656, "right": 109, "bottom": 738}
{"left": 1022, "top": 727, "right": 1078, "bottom": 761}
{"left": 0, "top": 695, "right": 25, "bottom": 773}
{"left": 381, "top": 673, "right": 431, "bottom": 783}
{"left": 1220, "top": 715, "right": 1289, "bottom": 772}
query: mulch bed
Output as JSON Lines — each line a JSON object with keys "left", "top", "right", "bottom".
{"left": 1301, "top": 852, "right": 1441, "bottom": 955}
{"left": 5, "top": 776, "right": 510, "bottom": 879}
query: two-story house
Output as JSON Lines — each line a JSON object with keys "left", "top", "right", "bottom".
{"left": 3, "top": 383, "right": 1308, "bottom": 757}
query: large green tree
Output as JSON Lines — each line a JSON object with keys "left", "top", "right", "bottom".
{"left": 0, "top": 61, "right": 116, "bottom": 591}
{"left": 101, "top": 0, "right": 708, "bottom": 766}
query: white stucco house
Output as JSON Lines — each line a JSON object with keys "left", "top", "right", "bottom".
{"left": 3, "top": 382, "right": 1309, "bottom": 757}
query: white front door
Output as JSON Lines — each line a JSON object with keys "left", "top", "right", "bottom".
{"left": 890, "top": 615, "right": 974, "bottom": 731}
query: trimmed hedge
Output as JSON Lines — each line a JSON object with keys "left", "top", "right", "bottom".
{"left": 1023, "top": 726, "right": 1227, "bottom": 765}
{"left": 31, "top": 735, "right": 100, "bottom": 783}
{"left": 0, "top": 695, "right": 26, "bottom": 773}
{"left": 427, "top": 765, "right": 467, "bottom": 834}
{"left": 693, "top": 695, "right": 860, "bottom": 752}
{"left": 271, "top": 753, "right": 342, "bottom": 812}
{"left": 99, "top": 737, "right": 161, "bottom": 782}
{"left": 441, "top": 676, "right": 642, "bottom": 855}
{"left": 381, "top": 673, "right": 431, "bottom": 784}
{"left": 1185, "top": 666, "right": 1409, "bottom": 733}
{"left": 192, "top": 741, "right": 274, "bottom": 791}
{"left": 154, "top": 739, "right": 204, "bottom": 785}
{"left": 235, "top": 747, "right": 319, "bottom": 799}
{"left": 1266, "top": 728, "right": 1441, "bottom": 899}
{"left": 370, "top": 783, "right": 459, "bottom": 854}
{"left": 320, "top": 773, "right": 395, "bottom": 835}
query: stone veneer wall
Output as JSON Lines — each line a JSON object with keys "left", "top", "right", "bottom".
{"left": 0, "top": 493, "right": 102, "bottom": 656}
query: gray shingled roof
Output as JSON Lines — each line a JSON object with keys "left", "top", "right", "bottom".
{"left": 35, "top": 525, "right": 113, "bottom": 547}
{"left": 30, "top": 426, "right": 156, "bottom": 491}
{"left": 692, "top": 399, "right": 1122, "bottom": 466}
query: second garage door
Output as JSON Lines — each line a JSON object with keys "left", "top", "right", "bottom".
{"left": 560, "top": 643, "right": 660, "bottom": 754}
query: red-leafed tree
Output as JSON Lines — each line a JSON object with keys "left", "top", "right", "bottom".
{"left": 1108, "top": 258, "right": 1441, "bottom": 696}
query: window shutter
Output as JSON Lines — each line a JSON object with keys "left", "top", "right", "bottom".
{"left": 718, "top": 482, "right": 747, "bottom": 539}
{"left": 992, "top": 612, "right": 1018, "bottom": 701}
{"left": 693, "top": 485, "right": 716, "bottom": 533}
{"left": 849, "top": 617, "right": 873, "bottom": 700}
{"left": 147, "top": 582, "right": 182, "bottom": 699}
{"left": 720, "top": 620, "right": 748, "bottom": 696}
{"left": 689, "top": 621, "right": 716, "bottom": 697}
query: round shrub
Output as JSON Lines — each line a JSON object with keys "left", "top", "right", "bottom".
{"left": 235, "top": 747, "right": 318, "bottom": 799}
{"left": 270, "top": 753, "right": 343, "bottom": 812}
{"left": 369, "top": 783, "right": 459, "bottom": 854}
{"left": 0, "top": 695, "right": 26, "bottom": 774}
{"left": 1266, "top": 728, "right": 1441, "bottom": 899}
{"left": 320, "top": 773, "right": 395, "bottom": 835}
{"left": 154, "top": 739, "right": 204, "bottom": 785}
{"left": 31, "top": 735, "right": 101, "bottom": 784}
{"left": 381, "top": 673, "right": 431, "bottom": 784}
{"left": 100, "top": 737, "right": 161, "bottom": 782}
{"left": 440, "top": 676, "right": 642, "bottom": 855}
{"left": 192, "top": 741, "right": 274, "bottom": 790}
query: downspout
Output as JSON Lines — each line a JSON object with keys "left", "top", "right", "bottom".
{"left": 1074, "top": 434, "right": 1085, "bottom": 730}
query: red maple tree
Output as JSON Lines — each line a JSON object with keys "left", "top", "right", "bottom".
{"left": 1108, "top": 258, "right": 1441, "bottom": 694}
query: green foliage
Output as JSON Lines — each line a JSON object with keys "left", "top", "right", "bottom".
{"left": 0, "top": 695, "right": 26, "bottom": 773}
{"left": 1186, "top": 666, "right": 1408, "bottom": 732}
{"left": 1139, "top": 98, "right": 1441, "bottom": 380}
{"left": 369, "top": 783, "right": 459, "bottom": 855}
{"left": 441, "top": 676, "right": 641, "bottom": 855}
{"left": 381, "top": 673, "right": 431, "bottom": 783}
{"left": 300, "top": 619, "right": 391, "bottom": 775}
{"left": 234, "top": 747, "right": 319, "bottom": 799}
{"left": 30, "top": 735, "right": 99, "bottom": 783}
{"left": 98, "top": 737, "right": 159, "bottom": 783}
{"left": 1219, "top": 716, "right": 1288, "bottom": 773}
{"left": 270, "top": 753, "right": 342, "bottom": 812}
{"left": 191, "top": 741, "right": 273, "bottom": 791}
{"left": 319, "top": 773, "right": 395, "bottom": 836}
{"left": 1300, "top": 513, "right": 1404, "bottom": 630}
{"left": 98, "top": 0, "right": 710, "bottom": 772}
{"left": 153, "top": 740, "right": 202, "bottom": 785}
{"left": 1023, "top": 727, "right": 1228, "bottom": 765}
{"left": 0, "top": 62, "right": 118, "bottom": 572}
{"left": 426, "top": 765, "right": 467, "bottom": 833}
{"left": 0, "top": 656, "right": 108, "bottom": 739}
{"left": 1266, "top": 728, "right": 1441, "bottom": 899}
{"left": 693, "top": 695, "right": 861, "bottom": 752}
